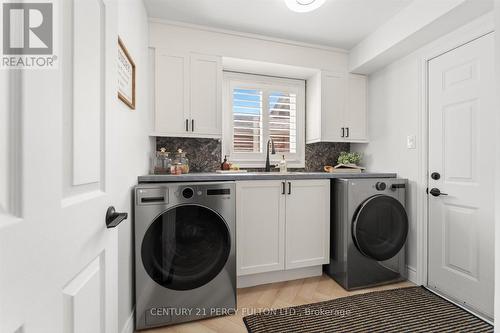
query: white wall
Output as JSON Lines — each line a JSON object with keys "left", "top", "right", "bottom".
{"left": 115, "top": 1, "right": 150, "bottom": 332}
{"left": 494, "top": 0, "right": 500, "bottom": 326}
{"left": 149, "top": 20, "right": 348, "bottom": 73}
{"left": 352, "top": 13, "right": 494, "bottom": 282}
{"left": 353, "top": 54, "right": 421, "bottom": 276}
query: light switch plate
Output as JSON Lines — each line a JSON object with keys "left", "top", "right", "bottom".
{"left": 407, "top": 135, "right": 416, "bottom": 149}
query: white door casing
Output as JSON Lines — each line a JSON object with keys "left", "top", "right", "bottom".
{"left": 427, "top": 33, "right": 495, "bottom": 319}
{"left": 0, "top": 1, "right": 121, "bottom": 332}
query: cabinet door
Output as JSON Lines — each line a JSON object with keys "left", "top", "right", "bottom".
{"left": 344, "top": 74, "right": 367, "bottom": 141}
{"left": 155, "top": 50, "right": 190, "bottom": 135}
{"left": 321, "top": 71, "right": 346, "bottom": 141}
{"left": 236, "top": 181, "right": 285, "bottom": 276}
{"left": 285, "top": 179, "right": 330, "bottom": 269}
{"left": 190, "top": 54, "right": 222, "bottom": 136}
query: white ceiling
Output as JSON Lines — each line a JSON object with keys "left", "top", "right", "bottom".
{"left": 143, "top": 0, "right": 414, "bottom": 50}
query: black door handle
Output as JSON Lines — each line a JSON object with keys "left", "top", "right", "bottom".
{"left": 106, "top": 206, "right": 128, "bottom": 228}
{"left": 282, "top": 182, "right": 286, "bottom": 195}
{"left": 346, "top": 127, "right": 350, "bottom": 138}
{"left": 185, "top": 119, "right": 189, "bottom": 132}
{"left": 429, "top": 188, "right": 448, "bottom": 197}
{"left": 288, "top": 182, "right": 292, "bottom": 195}
{"left": 341, "top": 127, "right": 345, "bottom": 138}
{"left": 192, "top": 119, "right": 194, "bottom": 132}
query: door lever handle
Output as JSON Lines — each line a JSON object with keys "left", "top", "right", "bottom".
{"left": 429, "top": 188, "right": 448, "bottom": 197}
{"left": 106, "top": 206, "right": 128, "bottom": 228}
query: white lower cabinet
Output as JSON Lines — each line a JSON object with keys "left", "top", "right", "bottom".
{"left": 236, "top": 179, "right": 330, "bottom": 277}
{"left": 236, "top": 181, "right": 285, "bottom": 276}
{"left": 285, "top": 180, "right": 330, "bottom": 269}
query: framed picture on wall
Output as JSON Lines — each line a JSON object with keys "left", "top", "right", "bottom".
{"left": 117, "top": 37, "right": 136, "bottom": 110}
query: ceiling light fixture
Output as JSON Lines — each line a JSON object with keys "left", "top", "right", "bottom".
{"left": 284, "top": 0, "right": 326, "bottom": 13}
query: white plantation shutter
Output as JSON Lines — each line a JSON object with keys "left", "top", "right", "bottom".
{"left": 268, "top": 91, "right": 297, "bottom": 153}
{"left": 224, "top": 72, "right": 305, "bottom": 167}
{"left": 232, "top": 89, "right": 263, "bottom": 153}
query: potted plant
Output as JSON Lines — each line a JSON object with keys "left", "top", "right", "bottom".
{"left": 337, "top": 152, "right": 362, "bottom": 166}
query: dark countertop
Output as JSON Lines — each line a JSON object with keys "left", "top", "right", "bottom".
{"left": 138, "top": 172, "right": 397, "bottom": 183}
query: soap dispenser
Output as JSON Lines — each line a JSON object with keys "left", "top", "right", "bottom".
{"left": 278, "top": 155, "right": 288, "bottom": 173}
{"left": 221, "top": 155, "right": 230, "bottom": 170}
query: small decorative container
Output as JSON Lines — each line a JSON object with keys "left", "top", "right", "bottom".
{"left": 173, "top": 149, "right": 190, "bottom": 174}
{"left": 151, "top": 148, "right": 172, "bottom": 174}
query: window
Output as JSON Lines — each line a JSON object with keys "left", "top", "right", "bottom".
{"left": 223, "top": 72, "right": 305, "bottom": 168}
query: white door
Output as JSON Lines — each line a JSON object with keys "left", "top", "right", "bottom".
{"left": 428, "top": 33, "right": 495, "bottom": 319}
{"left": 285, "top": 180, "right": 330, "bottom": 269}
{"left": 190, "top": 54, "right": 222, "bottom": 136}
{"left": 0, "top": 1, "right": 121, "bottom": 332}
{"left": 155, "top": 49, "right": 190, "bottom": 135}
{"left": 236, "top": 181, "right": 285, "bottom": 276}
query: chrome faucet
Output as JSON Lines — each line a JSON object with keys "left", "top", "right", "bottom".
{"left": 265, "top": 138, "right": 276, "bottom": 172}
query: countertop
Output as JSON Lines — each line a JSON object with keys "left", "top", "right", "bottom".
{"left": 138, "top": 172, "right": 397, "bottom": 183}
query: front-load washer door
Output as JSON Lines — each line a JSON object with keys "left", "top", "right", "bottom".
{"left": 141, "top": 204, "right": 231, "bottom": 291}
{"left": 352, "top": 195, "right": 408, "bottom": 261}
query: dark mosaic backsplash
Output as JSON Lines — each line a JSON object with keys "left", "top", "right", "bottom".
{"left": 304, "top": 141, "right": 350, "bottom": 172}
{"left": 156, "top": 137, "right": 222, "bottom": 172}
{"left": 156, "top": 137, "right": 349, "bottom": 172}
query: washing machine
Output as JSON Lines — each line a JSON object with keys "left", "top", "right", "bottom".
{"left": 324, "top": 178, "right": 408, "bottom": 290}
{"left": 134, "top": 182, "right": 236, "bottom": 330}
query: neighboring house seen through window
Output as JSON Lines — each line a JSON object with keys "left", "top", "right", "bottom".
{"left": 223, "top": 72, "right": 305, "bottom": 168}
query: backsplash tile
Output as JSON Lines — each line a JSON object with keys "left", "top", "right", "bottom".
{"left": 156, "top": 137, "right": 222, "bottom": 172}
{"left": 155, "top": 137, "right": 349, "bottom": 172}
{"left": 304, "top": 142, "right": 350, "bottom": 172}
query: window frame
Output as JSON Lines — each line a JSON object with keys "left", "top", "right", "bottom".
{"left": 223, "top": 72, "right": 305, "bottom": 168}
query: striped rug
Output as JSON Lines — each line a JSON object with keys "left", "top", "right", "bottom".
{"left": 243, "top": 286, "right": 492, "bottom": 333}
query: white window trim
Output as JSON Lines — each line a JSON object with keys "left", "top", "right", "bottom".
{"left": 223, "top": 72, "right": 305, "bottom": 168}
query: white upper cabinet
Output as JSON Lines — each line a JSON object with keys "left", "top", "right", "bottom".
{"left": 190, "top": 54, "right": 222, "bottom": 136}
{"left": 345, "top": 74, "right": 367, "bottom": 141}
{"left": 155, "top": 51, "right": 190, "bottom": 136}
{"left": 154, "top": 49, "right": 222, "bottom": 138}
{"left": 306, "top": 71, "right": 367, "bottom": 143}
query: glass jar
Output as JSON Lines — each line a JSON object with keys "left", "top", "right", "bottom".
{"left": 173, "top": 149, "right": 190, "bottom": 174}
{"left": 151, "top": 148, "right": 172, "bottom": 174}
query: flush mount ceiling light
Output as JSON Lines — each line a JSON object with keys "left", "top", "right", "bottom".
{"left": 284, "top": 0, "right": 326, "bottom": 13}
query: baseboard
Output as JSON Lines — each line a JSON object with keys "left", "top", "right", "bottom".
{"left": 407, "top": 265, "right": 418, "bottom": 284}
{"left": 121, "top": 309, "right": 135, "bottom": 333}
{"left": 237, "top": 266, "right": 322, "bottom": 288}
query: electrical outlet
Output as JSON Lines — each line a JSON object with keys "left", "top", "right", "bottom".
{"left": 407, "top": 135, "right": 416, "bottom": 149}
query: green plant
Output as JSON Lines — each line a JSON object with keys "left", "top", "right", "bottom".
{"left": 337, "top": 152, "right": 362, "bottom": 165}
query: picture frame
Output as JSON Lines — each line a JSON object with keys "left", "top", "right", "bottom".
{"left": 117, "top": 37, "right": 136, "bottom": 110}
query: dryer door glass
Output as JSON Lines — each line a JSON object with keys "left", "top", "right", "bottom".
{"left": 141, "top": 204, "right": 231, "bottom": 291}
{"left": 352, "top": 195, "right": 408, "bottom": 261}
